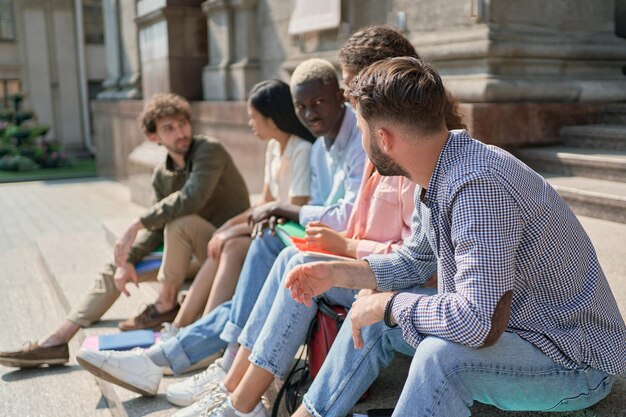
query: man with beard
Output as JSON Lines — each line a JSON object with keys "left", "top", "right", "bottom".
{"left": 286, "top": 57, "right": 625, "bottom": 417}
{"left": 0, "top": 93, "right": 250, "bottom": 368}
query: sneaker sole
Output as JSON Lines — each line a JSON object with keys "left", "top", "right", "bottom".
{"left": 0, "top": 357, "right": 68, "bottom": 368}
{"left": 76, "top": 356, "right": 157, "bottom": 397}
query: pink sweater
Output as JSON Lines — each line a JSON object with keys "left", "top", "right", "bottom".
{"left": 345, "top": 160, "right": 416, "bottom": 259}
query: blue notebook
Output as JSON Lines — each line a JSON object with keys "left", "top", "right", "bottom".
{"left": 98, "top": 330, "right": 156, "bottom": 351}
{"left": 134, "top": 258, "right": 162, "bottom": 274}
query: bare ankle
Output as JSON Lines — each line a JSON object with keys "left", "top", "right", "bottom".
{"left": 39, "top": 335, "right": 65, "bottom": 347}
{"left": 155, "top": 301, "right": 176, "bottom": 313}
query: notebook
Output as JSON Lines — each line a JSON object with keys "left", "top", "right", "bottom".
{"left": 98, "top": 330, "right": 156, "bottom": 351}
{"left": 275, "top": 221, "right": 306, "bottom": 246}
{"left": 291, "top": 237, "right": 355, "bottom": 261}
{"left": 134, "top": 258, "right": 162, "bottom": 274}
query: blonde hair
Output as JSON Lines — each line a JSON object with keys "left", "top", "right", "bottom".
{"left": 290, "top": 58, "right": 338, "bottom": 90}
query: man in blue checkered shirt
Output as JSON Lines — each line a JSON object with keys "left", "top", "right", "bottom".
{"left": 286, "top": 57, "right": 626, "bottom": 417}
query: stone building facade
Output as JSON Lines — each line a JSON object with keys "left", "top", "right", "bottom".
{"left": 0, "top": 0, "right": 107, "bottom": 151}
{"left": 91, "top": 0, "right": 626, "bottom": 202}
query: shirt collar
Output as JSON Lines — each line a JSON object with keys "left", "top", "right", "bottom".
{"left": 422, "top": 130, "right": 472, "bottom": 206}
{"left": 165, "top": 137, "right": 196, "bottom": 172}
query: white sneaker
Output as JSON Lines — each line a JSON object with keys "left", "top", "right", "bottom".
{"left": 203, "top": 397, "right": 268, "bottom": 417}
{"left": 167, "top": 358, "right": 227, "bottom": 406}
{"left": 172, "top": 382, "right": 228, "bottom": 417}
{"left": 76, "top": 348, "right": 163, "bottom": 396}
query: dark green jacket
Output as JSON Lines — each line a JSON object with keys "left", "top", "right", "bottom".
{"left": 127, "top": 135, "right": 250, "bottom": 264}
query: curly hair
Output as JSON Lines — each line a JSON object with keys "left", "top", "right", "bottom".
{"left": 339, "top": 26, "right": 419, "bottom": 76}
{"left": 340, "top": 25, "right": 466, "bottom": 130}
{"left": 140, "top": 93, "right": 192, "bottom": 135}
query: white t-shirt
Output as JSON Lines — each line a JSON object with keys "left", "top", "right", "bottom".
{"left": 264, "top": 136, "right": 312, "bottom": 204}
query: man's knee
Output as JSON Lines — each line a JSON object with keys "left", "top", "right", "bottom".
{"left": 164, "top": 214, "right": 206, "bottom": 234}
{"left": 412, "top": 336, "right": 466, "bottom": 375}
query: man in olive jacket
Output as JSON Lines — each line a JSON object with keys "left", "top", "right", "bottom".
{"left": 0, "top": 93, "right": 250, "bottom": 368}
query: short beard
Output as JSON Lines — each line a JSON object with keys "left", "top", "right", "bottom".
{"left": 368, "top": 130, "right": 409, "bottom": 177}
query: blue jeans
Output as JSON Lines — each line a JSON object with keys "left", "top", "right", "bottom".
{"left": 239, "top": 246, "right": 358, "bottom": 378}
{"left": 160, "top": 230, "right": 286, "bottom": 374}
{"left": 303, "top": 314, "right": 615, "bottom": 417}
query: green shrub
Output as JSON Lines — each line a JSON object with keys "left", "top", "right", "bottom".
{"left": 0, "top": 155, "right": 41, "bottom": 172}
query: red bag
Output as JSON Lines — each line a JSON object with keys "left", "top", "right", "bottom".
{"left": 272, "top": 300, "right": 369, "bottom": 417}
{"left": 308, "top": 300, "right": 348, "bottom": 378}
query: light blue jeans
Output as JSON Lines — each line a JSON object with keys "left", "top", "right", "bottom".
{"left": 239, "top": 246, "right": 358, "bottom": 378}
{"left": 303, "top": 313, "right": 615, "bottom": 417}
{"left": 160, "top": 230, "right": 286, "bottom": 374}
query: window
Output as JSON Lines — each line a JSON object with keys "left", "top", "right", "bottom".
{"left": 84, "top": 0, "right": 104, "bottom": 44}
{"left": 0, "top": 79, "right": 21, "bottom": 109}
{"left": 0, "top": 0, "right": 16, "bottom": 41}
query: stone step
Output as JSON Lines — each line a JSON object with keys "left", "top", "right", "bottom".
{"left": 514, "top": 146, "right": 626, "bottom": 182}
{"left": 602, "top": 103, "right": 626, "bottom": 124}
{"left": 560, "top": 124, "right": 626, "bottom": 151}
{"left": 542, "top": 175, "right": 626, "bottom": 224}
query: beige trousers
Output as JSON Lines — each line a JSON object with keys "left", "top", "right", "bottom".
{"left": 67, "top": 215, "right": 216, "bottom": 327}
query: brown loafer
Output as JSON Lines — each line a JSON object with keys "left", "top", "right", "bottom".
{"left": 0, "top": 341, "right": 69, "bottom": 368}
{"left": 118, "top": 303, "right": 180, "bottom": 332}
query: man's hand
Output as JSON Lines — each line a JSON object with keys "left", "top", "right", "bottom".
{"left": 285, "top": 262, "right": 337, "bottom": 306}
{"left": 305, "top": 222, "right": 350, "bottom": 256}
{"left": 350, "top": 292, "right": 395, "bottom": 349}
{"left": 248, "top": 202, "right": 278, "bottom": 228}
{"left": 114, "top": 219, "right": 144, "bottom": 266}
{"left": 114, "top": 263, "right": 139, "bottom": 297}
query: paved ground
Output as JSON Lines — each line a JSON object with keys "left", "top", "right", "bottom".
{"left": 0, "top": 178, "right": 624, "bottom": 417}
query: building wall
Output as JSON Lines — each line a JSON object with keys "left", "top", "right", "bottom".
{"left": 93, "top": 0, "right": 626, "bottom": 197}
{"left": 0, "top": 0, "right": 107, "bottom": 150}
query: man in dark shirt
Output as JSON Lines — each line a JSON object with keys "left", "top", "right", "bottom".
{"left": 0, "top": 93, "right": 250, "bottom": 368}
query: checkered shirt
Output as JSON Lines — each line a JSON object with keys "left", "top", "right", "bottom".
{"left": 365, "top": 130, "right": 626, "bottom": 375}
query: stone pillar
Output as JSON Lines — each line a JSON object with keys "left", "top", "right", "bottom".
{"left": 97, "top": 0, "right": 141, "bottom": 99}
{"left": 403, "top": 0, "right": 626, "bottom": 103}
{"left": 202, "top": 0, "right": 232, "bottom": 100}
{"left": 390, "top": 0, "right": 626, "bottom": 146}
{"left": 136, "top": 0, "right": 208, "bottom": 100}
{"left": 117, "top": 1, "right": 141, "bottom": 98}
{"left": 98, "top": 0, "right": 122, "bottom": 98}
{"left": 202, "top": 0, "right": 260, "bottom": 100}
{"left": 229, "top": 0, "right": 260, "bottom": 100}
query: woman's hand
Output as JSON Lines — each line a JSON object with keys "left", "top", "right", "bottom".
{"left": 305, "top": 222, "right": 349, "bottom": 256}
{"left": 207, "top": 230, "right": 230, "bottom": 259}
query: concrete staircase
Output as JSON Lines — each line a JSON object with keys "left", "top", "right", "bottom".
{"left": 514, "top": 104, "right": 626, "bottom": 224}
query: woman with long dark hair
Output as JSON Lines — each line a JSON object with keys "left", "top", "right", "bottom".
{"left": 162, "top": 80, "right": 315, "bottom": 340}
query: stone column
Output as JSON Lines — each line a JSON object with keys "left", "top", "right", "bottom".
{"left": 390, "top": 0, "right": 626, "bottom": 146}
{"left": 202, "top": 0, "right": 233, "bottom": 100}
{"left": 202, "top": 0, "right": 260, "bottom": 100}
{"left": 228, "top": 0, "right": 260, "bottom": 100}
{"left": 404, "top": 0, "right": 626, "bottom": 103}
{"left": 136, "top": 0, "right": 207, "bottom": 100}
{"left": 117, "top": 0, "right": 141, "bottom": 99}
{"left": 98, "top": 0, "right": 122, "bottom": 98}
